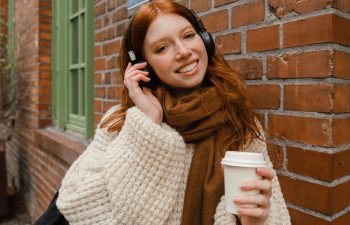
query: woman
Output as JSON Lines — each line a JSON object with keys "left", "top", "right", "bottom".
{"left": 36, "top": 1, "right": 291, "bottom": 225}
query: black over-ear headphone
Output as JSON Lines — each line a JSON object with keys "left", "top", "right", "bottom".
{"left": 125, "top": 8, "right": 215, "bottom": 88}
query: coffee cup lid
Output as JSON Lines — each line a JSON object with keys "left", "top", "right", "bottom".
{"left": 221, "top": 151, "right": 266, "bottom": 167}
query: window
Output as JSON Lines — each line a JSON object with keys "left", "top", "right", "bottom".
{"left": 127, "top": 0, "right": 149, "bottom": 10}
{"left": 52, "top": 0, "right": 94, "bottom": 139}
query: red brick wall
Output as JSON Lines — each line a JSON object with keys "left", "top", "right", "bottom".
{"left": 1, "top": 0, "right": 349, "bottom": 224}
{"left": 94, "top": 0, "right": 350, "bottom": 224}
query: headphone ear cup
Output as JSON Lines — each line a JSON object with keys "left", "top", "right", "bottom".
{"left": 199, "top": 31, "right": 215, "bottom": 58}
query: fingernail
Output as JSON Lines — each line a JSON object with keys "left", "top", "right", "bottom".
{"left": 240, "top": 185, "right": 249, "bottom": 191}
{"left": 233, "top": 198, "right": 240, "bottom": 203}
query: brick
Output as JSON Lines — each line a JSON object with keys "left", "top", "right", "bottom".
{"left": 284, "top": 14, "right": 350, "bottom": 47}
{"left": 94, "top": 100, "right": 101, "bottom": 112}
{"left": 94, "top": 46, "right": 101, "bottom": 57}
{"left": 247, "top": 25, "right": 279, "bottom": 52}
{"left": 231, "top": 0, "right": 264, "bottom": 28}
{"left": 333, "top": 15, "right": 350, "bottom": 46}
{"left": 96, "top": 30, "right": 105, "bottom": 42}
{"left": 334, "top": 211, "right": 350, "bottom": 225}
{"left": 117, "top": 22, "right": 127, "bottom": 37}
{"left": 268, "top": 115, "right": 334, "bottom": 147}
{"left": 332, "top": 180, "right": 350, "bottom": 213}
{"left": 102, "top": 101, "right": 118, "bottom": 113}
{"left": 227, "top": 58, "right": 263, "bottom": 80}
{"left": 94, "top": 114, "right": 103, "bottom": 127}
{"left": 215, "top": 32, "right": 241, "bottom": 55}
{"left": 332, "top": 0, "right": 350, "bottom": 13}
{"left": 116, "top": 0, "right": 127, "bottom": 7}
{"left": 95, "top": 18, "right": 103, "bottom": 30}
{"left": 284, "top": 14, "right": 331, "bottom": 47}
{"left": 102, "top": 72, "right": 112, "bottom": 85}
{"left": 279, "top": 175, "right": 330, "bottom": 214}
{"left": 288, "top": 208, "right": 328, "bottom": 225}
{"left": 94, "top": 58, "right": 105, "bottom": 71}
{"left": 334, "top": 50, "right": 350, "bottom": 79}
{"left": 95, "top": 87, "right": 106, "bottom": 98}
{"left": 281, "top": 177, "right": 350, "bottom": 215}
{"left": 269, "top": 0, "right": 330, "bottom": 18}
{"left": 333, "top": 117, "right": 350, "bottom": 146}
{"left": 105, "top": 26, "right": 116, "bottom": 40}
{"left": 266, "top": 143, "right": 284, "bottom": 170}
{"left": 95, "top": 2, "right": 106, "bottom": 17}
{"left": 334, "top": 85, "right": 350, "bottom": 113}
{"left": 333, "top": 149, "right": 350, "bottom": 181}
{"left": 106, "top": 56, "right": 117, "bottom": 70}
{"left": 267, "top": 50, "right": 332, "bottom": 79}
{"left": 287, "top": 147, "right": 333, "bottom": 181}
{"left": 103, "top": 14, "right": 111, "bottom": 28}
{"left": 94, "top": 73, "right": 102, "bottom": 85}
{"left": 107, "top": 0, "right": 116, "bottom": 11}
{"left": 103, "top": 40, "right": 121, "bottom": 56}
{"left": 191, "top": 0, "right": 211, "bottom": 12}
{"left": 284, "top": 84, "right": 334, "bottom": 113}
{"left": 112, "top": 7, "right": 127, "bottom": 22}
{"left": 107, "top": 86, "right": 118, "bottom": 99}
{"left": 201, "top": 9, "right": 228, "bottom": 33}
{"left": 215, "top": 0, "right": 238, "bottom": 7}
{"left": 247, "top": 85, "right": 280, "bottom": 109}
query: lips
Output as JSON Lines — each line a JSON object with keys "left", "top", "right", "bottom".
{"left": 176, "top": 61, "right": 198, "bottom": 73}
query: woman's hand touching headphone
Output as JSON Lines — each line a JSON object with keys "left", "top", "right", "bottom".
{"left": 124, "top": 62, "right": 163, "bottom": 124}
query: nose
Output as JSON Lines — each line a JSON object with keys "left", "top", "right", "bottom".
{"left": 175, "top": 42, "right": 191, "bottom": 61}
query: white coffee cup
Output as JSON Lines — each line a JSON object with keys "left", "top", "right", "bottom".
{"left": 221, "top": 151, "right": 266, "bottom": 214}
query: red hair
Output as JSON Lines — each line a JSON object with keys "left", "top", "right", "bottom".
{"left": 100, "top": 0, "right": 261, "bottom": 150}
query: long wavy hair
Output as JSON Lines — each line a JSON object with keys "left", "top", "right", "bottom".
{"left": 100, "top": 0, "right": 262, "bottom": 150}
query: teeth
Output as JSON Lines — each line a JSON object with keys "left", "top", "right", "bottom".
{"left": 178, "top": 62, "right": 197, "bottom": 73}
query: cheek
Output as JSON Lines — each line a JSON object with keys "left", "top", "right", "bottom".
{"left": 150, "top": 56, "right": 173, "bottom": 74}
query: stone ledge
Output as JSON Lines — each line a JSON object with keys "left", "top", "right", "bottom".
{"left": 35, "top": 129, "right": 87, "bottom": 165}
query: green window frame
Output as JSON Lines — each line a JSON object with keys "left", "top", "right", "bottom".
{"left": 52, "top": 0, "right": 94, "bottom": 139}
{"left": 6, "top": 0, "right": 15, "bottom": 106}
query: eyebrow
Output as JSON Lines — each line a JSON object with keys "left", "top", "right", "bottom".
{"left": 149, "top": 25, "right": 194, "bottom": 49}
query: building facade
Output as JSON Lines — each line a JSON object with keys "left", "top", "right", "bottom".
{"left": 0, "top": 0, "right": 349, "bottom": 224}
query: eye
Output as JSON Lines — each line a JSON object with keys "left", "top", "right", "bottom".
{"left": 184, "top": 32, "right": 196, "bottom": 39}
{"left": 155, "top": 45, "right": 167, "bottom": 54}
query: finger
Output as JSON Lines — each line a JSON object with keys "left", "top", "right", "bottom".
{"left": 124, "top": 75, "right": 149, "bottom": 96}
{"left": 125, "top": 70, "right": 149, "bottom": 78}
{"left": 234, "top": 195, "right": 270, "bottom": 208}
{"left": 130, "top": 74, "right": 150, "bottom": 82}
{"left": 238, "top": 207, "right": 269, "bottom": 219}
{"left": 256, "top": 167, "right": 275, "bottom": 181}
{"left": 241, "top": 179, "right": 272, "bottom": 193}
{"left": 128, "top": 62, "right": 147, "bottom": 72}
{"left": 126, "top": 62, "right": 132, "bottom": 71}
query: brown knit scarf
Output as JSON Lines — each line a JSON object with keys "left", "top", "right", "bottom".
{"left": 159, "top": 86, "right": 229, "bottom": 225}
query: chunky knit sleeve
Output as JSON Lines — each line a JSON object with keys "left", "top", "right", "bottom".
{"left": 57, "top": 106, "right": 188, "bottom": 225}
{"left": 214, "top": 129, "right": 291, "bottom": 225}
{"left": 104, "top": 106, "right": 187, "bottom": 224}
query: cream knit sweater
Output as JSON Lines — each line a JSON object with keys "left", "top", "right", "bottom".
{"left": 57, "top": 106, "right": 291, "bottom": 225}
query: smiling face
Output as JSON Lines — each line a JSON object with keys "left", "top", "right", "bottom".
{"left": 143, "top": 13, "right": 208, "bottom": 90}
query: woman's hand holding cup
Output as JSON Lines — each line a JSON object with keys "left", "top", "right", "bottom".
{"left": 221, "top": 151, "right": 274, "bottom": 225}
{"left": 234, "top": 167, "right": 274, "bottom": 225}
{"left": 124, "top": 62, "right": 163, "bottom": 124}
